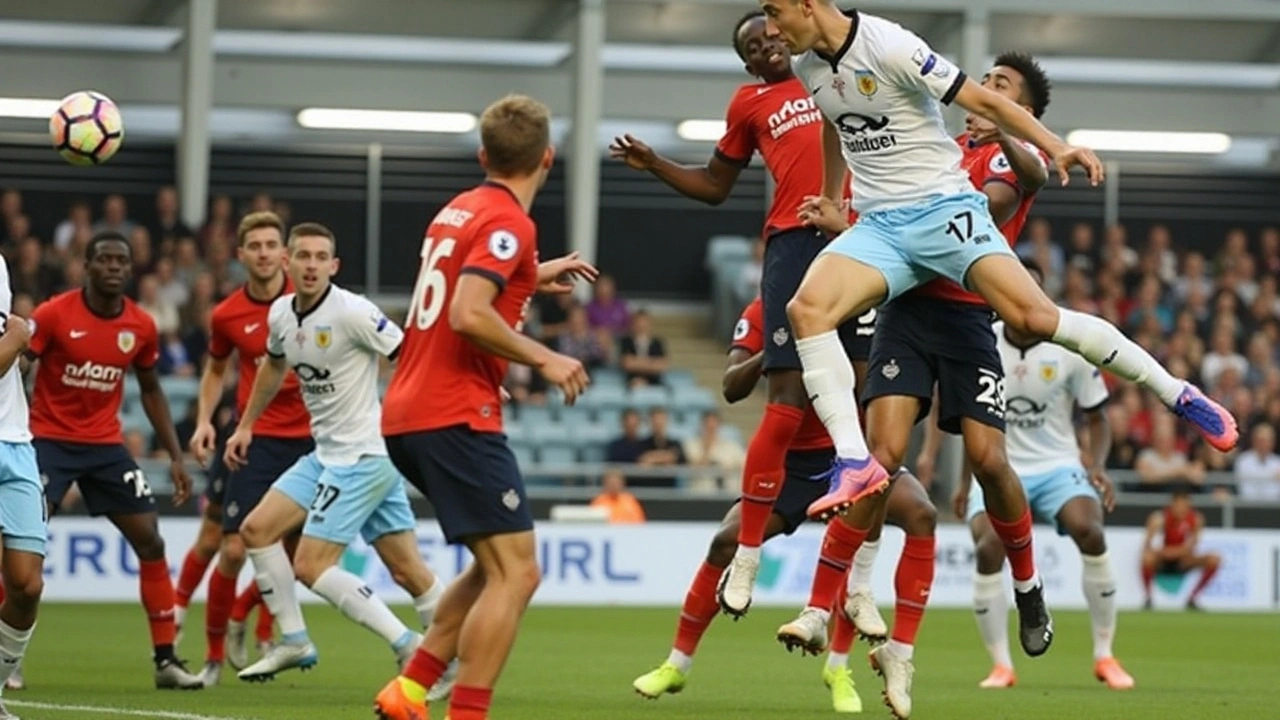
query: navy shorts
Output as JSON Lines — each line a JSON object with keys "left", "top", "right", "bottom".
{"left": 763, "top": 447, "right": 836, "bottom": 535}
{"left": 203, "top": 436, "right": 230, "bottom": 505}
{"left": 862, "top": 292, "right": 1006, "bottom": 434}
{"left": 222, "top": 436, "right": 315, "bottom": 532}
{"left": 761, "top": 227, "right": 876, "bottom": 371}
{"left": 386, "top": 426, "right": 533, "bottom": 545}
{"left": 36, "top": 439, "right": 155, "bottom": 517}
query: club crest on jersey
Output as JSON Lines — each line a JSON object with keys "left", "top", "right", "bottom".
{"left": 1039, "top": 360, "right": 1058, "bottom": 383}
{"left": 854, "top": 70, "right": 878, "bottom": 99}
{"left": 316, "top": 326, "right": 332, "bottom": 349}
{"left": 117, "top": 330, "right": 135, "bottom": 353}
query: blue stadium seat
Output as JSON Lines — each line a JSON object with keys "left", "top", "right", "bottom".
{"left": 578, "top": 444, "right": 606, "bottom": 463}
{"left": 503, "top": 421, "right": 527, "bottom": 444}
{"left": 593, "top": 407, "right": 623, "bottom": 429}
{"left": 663, "top": 369, "right": 700, "bottom": 392}
{"left": 672, "top": 387, "right": 717, "bottom": 416}
{"left": 517, "top": 404, "right": 553, "bottom": 426}
{"left": 592, "top": 366, "right": 626, "bottom": 389}
{"left": 538, "top": 444, "right": 578, "bottom": 465}
{"left": 581, "top": 384, "right": 628, "bottom": 412}
{"left": 529, "top": 424, "right": 571, "bottom": 445}
{"left": 160, "top": 376, "right": 200, "bottom": 406}
{"left": 627, "top": 384, "right": 671, "bottom": 412}
{"left": 510, "top": 442, "right": 536, "bottom": 468}
{"left": 553, "top": 405, "right": 590, "bottom": 426}
{"left": 705, "top": 235, "right": 753, "bottom": 270}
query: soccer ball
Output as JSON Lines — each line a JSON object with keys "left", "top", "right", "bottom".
{"left": 49, "top": 91, "right": 124, "bottom": 166}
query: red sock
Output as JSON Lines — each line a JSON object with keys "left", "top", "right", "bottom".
{"left": 205, "top": 569, "right": 236, "bottom": 662}
{"left": 0, "top": 579, "right": 6, "bottom": 605}
{"left": 1190, "top": 564, "right": 1220, "bottom": 599}
{"left": 672, "top": 561, "right": 722, "bottom": 656}
{"left": 829, "top": 580, "right": 855, "bottom": 654}
{"left": 1141, "top": 563, "right": 1155, "bottom": 597}
{"left": 737, "top": 404, "right": 804, "bottom": 548}
{"left": 174, "top": 550, "right": 212, "bottom": 609}
{"left": 254, "top": 600, "right": 275, "bottom": 643}
{"left": 448, "top": 685, "right": 494, "bottom": 720}
{"left": 139, "top": 559, "right": 178, "bottom": 648}
{"left": 807, "top": 519, "right": 868, "bottom": 611}
{"left": 891, "top": 536, "right": 936, "bottom": 646}
{"left": 230, "top": 583, "right": 259, "bottom": 623}
{"left": 988, "top": 509, "right": 1036, "bottom": 583}
{"left": 403, "top": 648, "right": 447, "bottom": 690}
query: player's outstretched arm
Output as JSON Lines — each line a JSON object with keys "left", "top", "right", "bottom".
{"left": 0, "top": 315, "right": 31, "bottom": 376}
{"left": 608, "top": 134, "right": 743, "bottom": 205}
{"left": 723, "top": 347, "right": 764, "bottom": 404}
{"left": 191, "top": 354, "right": 230, "bottom": 465}
{"left": 952, "top": 79, "right": 1103, "bottom": 187}
{"left": 137, "top": 364, "right": 193, "bottom": 505}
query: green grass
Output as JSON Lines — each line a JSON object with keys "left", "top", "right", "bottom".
{"left": 7, "top": 603, "right": 1279, "bottom": 719}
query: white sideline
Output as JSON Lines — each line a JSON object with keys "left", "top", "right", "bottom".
{"left": 5, "top": 699, "right": 254, "bottom": 720}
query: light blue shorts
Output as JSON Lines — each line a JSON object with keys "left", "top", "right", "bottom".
{"left": 0, "top": 441, "right": 47, "bottom": 556}
{"left": 967, "top": 465, "right": 1100, "bottom": 535}
{"left": 821, "top": 191, "right": 1016, "bottom": 302}
{"left": 271, "top": 453, "right": 415, "bottom": 545}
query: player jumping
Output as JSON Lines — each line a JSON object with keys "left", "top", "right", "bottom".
{"left": 185, "top": 211, "right": 312, "bottom": 684}
{"left": 225, "top": 223, "right": 447, "bottom": 685}
{"left": 374, "top": 94, "right": 596, "bottom": 720}
{"left": 1140, "top": 487, "right": 1221, "bottom": 611}
{"left": 954, "top": 260, "right": 1134, "bottom": 690}
{"left": 27, "top": 231, "right": 203, "bottom": 689}
{"left": 609, "top": 9, "right": 874, "bottom": 618}
{"left": 0, "top": 256, "right": 44, "bottom": 717}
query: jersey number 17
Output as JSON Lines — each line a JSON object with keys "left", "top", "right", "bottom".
{"left": 406, "top": 237, "right": 456, "bottom": 331}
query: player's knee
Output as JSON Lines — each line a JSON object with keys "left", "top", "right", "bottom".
{"left": 239, "top": 519, "right": 270, "bottom": 550}
{"left": 4, "top": 571, "right": 43, "bottom": 610}
{"left": 1068, "top": 523, "right": 1106, "bottom": 556}
{"left": 1005, "top": 297, "right": 1059, "bottom": 340}
{"left": 901, "top": 499, "right": 937, "bottom": 537}
{"left": 507, "top": 558, "right": 541, "bottom": 602}
{"left": 967, "top": 442, "right": 1010, "bottom": 484}
{"left": 130, "top": 532, "right": 166, "bottom": 562}
{"left": 291, "top": 556, "right": 326, "bottom": 588}
{"left": 869, "top": 436, "right": 908, "bottom": 476}
{"left": 786, "top": 293, "right": 831, "bottom": 337}
{"left": 974, "top": 532, "right": 1005, "bottom": 573}
{"left": 220, "top": 536, "right": 247, "bottom": 568}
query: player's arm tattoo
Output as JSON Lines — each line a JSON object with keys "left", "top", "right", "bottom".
{"left": 136, "top": 364, "right": 185, "bottom": 463}
{"left": 723, "top": 348, "right": 763, "bottom": 404}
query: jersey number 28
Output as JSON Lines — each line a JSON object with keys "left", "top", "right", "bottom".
{"left": 406, "top": 236, "right": 457, "bottom": 331}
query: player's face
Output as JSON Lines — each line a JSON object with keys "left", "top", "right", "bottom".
{"left": 967, "top": 67, "right": 1027, "bottom": 135}
{"left": 738, "top": 17, "right": 791, "bottom": 81}
{"left": 86, "top": 240, "right": 132, "bottom": 295}
{"left": 287, "top": 235, "right": 339, "bottom": 298}
{"left": 759, "top": 0, "right": 817, "bottom": 54}
{"left": 239, "top": 227, "right": 287, "bottom": 283}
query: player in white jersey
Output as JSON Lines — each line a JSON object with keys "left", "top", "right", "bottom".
{"left": 758, "top": 0, "right": 1236, "bottom": 524}
{"left": 0, "top": 257, "right": 42, "bottom": 719}
{"left": 954, "top": 261, "right": 1134, "bottom": 692}
{"left": 225, "top": 223, "right": 450, "bottom": 694}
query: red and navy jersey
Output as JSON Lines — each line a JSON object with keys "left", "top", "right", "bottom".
{"left": 914, "top": 134, "right": 1048, "bottom": 305}
{"left": 208, "top": 281, "right": 311, "bottom": 439}
{"left": 29, "top": 290, "right": 159, "bottom": 444}
{"left": 731, "top": 299, "right": 832, "bottom": 451}
{"left": 1163, "top": 508, "right": 1200, "bottom": 548}
{"left": 383, "top": 181, "right": 539, "bottom": 436}
{"left": 716, "top": 78, "right": 856, "bottom": 238}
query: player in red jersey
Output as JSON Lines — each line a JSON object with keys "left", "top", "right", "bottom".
{"left": 27, "top": 231, "right": 203, "bottom": 689}
{"left": 374, "top": 95, "right": 595, "bottom": 720}
{"left": 632, "top": 297, "right": 936, "bottom": 714}
{"left": 609, "top": 9, "right": 874, "bottom": 619}
{"left": 1141, "top": 486, "right": 1221, "bottom": 610}
{"left": 178, "top": 212, "right": 314, "bottom": 684}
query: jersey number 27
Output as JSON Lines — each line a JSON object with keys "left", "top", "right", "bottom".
{"left": 406, "top": 237, "right": 456, "bottom": 331}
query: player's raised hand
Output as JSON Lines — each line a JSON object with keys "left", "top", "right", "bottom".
{"left": 190, "top": 422, "right": 217, "bottom": 466}
{"left": 1051, "top": 145, "right": 1104, "bottom": 187}
{"left": 609, "top": 134, "right": 656, "bottom": 171}
{"left": 1090, "top": 468, "right": 1116, "bottom": 512}
{"left": 539, "top": 352, "right": 590, "bottom": 405}
{"left": 224, "top": 427, "right": 254, "bottom": 472}
{"left": 537, "top": 251, "right": 599, "bottom": 295}
{"left": 797, "top": 195, "right": 851, "bottom": 235}
{"left": 170, "top": 459, "right": 193, "bottom": 506}
{"left": 2, "top": 314, "right": 31, "bottom": 348}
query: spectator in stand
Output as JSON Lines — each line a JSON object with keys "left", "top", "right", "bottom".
{"left": 1234, "top": 424, "right": 1280, "bottom": 502}
{"left": 1250, "top": 276, "right": 1280, "bottom": 323}
{"left": 52, "top": 199, "right": 92, "bottom": 252}
{"left": 1017, "top": 218, "right": 1064, "bottom": 297}
{"left": 273, "top": 199, "right": 293, "bottom": 227}
{"left": 199, "top": 194, "right": 236, "bottom": 254}
{"left": 632, "top": 407, "right": 686, "bottom": 488}
{"left": 1105, "top": 400, "right": 1139, "bottom": 469}
{"left": 1244, "top": 333, "right": 1275, "bottom": 389}
{"left": 1064, "top": 220, "right": 1097, "bottom": 275}
{"left": 1170, "top": 311, "right": 1206, "bottom": 370}
{"left": 1094, "top": 271, "right": 1127, "bottom": 327}
{"left": 152, "top": 258, "right": 190, "bottom": 311}
{"left": 150, "top": 186, "right": 193, "bottom": 245}
{"left": 619, "top": 309, "right": 668, "bottom": 387}
{"left": 1126, "top": 275, "right": 1174, "bottom": 334}
{"left": 1136, "top": 413, "right": 1205, "bottom": 492}
{"left": 127, "top": 226, "right": 156, "bottom": 282}
{"left": 590, "top": 470, "right": 646, "bottom": 524}
{"left": 0, "top": 188, "right": 21, "bottom": 228}
{"left": 1216, "top": 227, "right": 1249, "bottom": 274}
{"left": 11, "top": 293, "right": 34, "bottom": 322}
{"left": 249, "top": 191, "right": 274, "bottom": 213}
{"left": 534, "top": 293, "right": 575, "bottom": 344}
{"left": 1100, "top": 222, "right": 1138, "bottom": 277}
{"left": 606, "top": 408, "right": 647, "bottom": 465}
{"left": 173, "top": 236, "right": 206, "bottom": 286}
{"left": 586, "top": 274, "right": 631, "bottom": 337}
{"left": 93, "top": 193, "right": 136, "bottom": 237}
{"left": 179, "top": 272, "right": 216, "bottom": 332}
{"left": 4, "top": 214, "right": 32, "bottom": 252}
{"left": 1061, "top": 267, "right": 1096, "bottom": 313}
{"left": 136, "top": 273, "right": 179, "bottom": 335}
{"left": 1235, "top": 254, "right": 1260, "bottom": 306}
{"left": 682, "top": 411, "right": 746, "bottom": 493}
{"left": 1173, "top": 252, "right": 1211, "bottom": 304}
{"left": 556, "top": 305, "right": 610, "bottom": 370}
{"left": 1258, "top": 226, "right": 1280, "bottom": 275}
{"left": 157, "top": 329, "right": 198, "bottom": 378}
{"left": 1201, "top": 325, "right": 1248, "bottom": 388}
{"left": 205, "top": 232, "right": 248, "bottom": 290}
{"left": 10, "top": 236, "right": 60, "bottom": 301}
{"left": 1144, "top": 224, "right": 1178, "bottom": 284}
{"left": 735, "top": 237, "right": 764, "bottom": 307}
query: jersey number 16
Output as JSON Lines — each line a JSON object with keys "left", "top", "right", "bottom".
{"left": 406, "top": 236, "right": 457, "bottom": 331}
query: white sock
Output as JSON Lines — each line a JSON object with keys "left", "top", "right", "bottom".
{"left": 312, "top": 566, "right": 415, "bottom": 651}
{"left": 1051, "top": 308, "right": 1183, "bottom": 404}
{"left": 666, "top": 648, "right": 693, "bottom": 674}
{"left": 247, "top": 543, "right": 309, "bottom": 643}
{"left": 848, "top": 539, "right": 880, "bottom": 592}
{"left": 886, "top": 639, "right": 914, "bottom": 660}
{"left": 0, "top": 619, "right": 34, "bottom": 692}
{"left": 174, "top": 604, "right": 187, "bottom": 628}
{"left": 796, "top": 331, "right": 869, "bottom": 459}
{"left": 1013, "top": 574, "right": 1040, "bottom": 594}
{"left": 414, "top": 579, "right": 445, "bottom": 630}
{"left": 1081, "top": 552, "right": 1118, "bottom": 660}
{"left": 826, "top": 652, "right": 849, "bottom": 671}
{"left": 973, "top": 571, "right": 1012, "bottom": 668}
{"left": 735, "top": 545, "right": 761, "bottom": 563}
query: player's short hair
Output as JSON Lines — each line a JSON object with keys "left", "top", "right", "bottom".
{"left": 993, "top": 51, "right": 1051, "bottom": 118}
{"left": 237, "top": 211, "right": 285, "bottom": 246}
{"left": 479, "top": 94, "right": 551, "bottom": 177}
{"left": 86, "top": 230, "right": 131, "bottom": 261}
{"left": 288, "top": 222, "right": 337, "bottom": 254}
{"left": 732, "top": 10, "right": 765, "bottom": 61}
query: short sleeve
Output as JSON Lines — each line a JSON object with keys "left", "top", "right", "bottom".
{"left": 730, "top": 300, "right": 764, "bottom": 355}
{"left": 714, "top": 91, "right": 756, "bottom": 168}
{"left": 266, "top": 301, "right": 287, "bottom": 358}
{"left": 0, "top": 258, "right": 11, "bottom": 318}
{"left": 207, "top": 307, "right": 233, "bottom": 359}
{"left": 878, "top": 27, "right": 965, "bottom": 105}
{"left": 1070, "top": 357, "right": 1110, "bottom": 412}
{"left": 459, "top": 215, "right": 536, "bottom": 291}
{"left": 28, "top": 299, "right": 56, "bottom": 358}
{"left": 134, "top": 315, "right": 160, "bottom": 370}
{"left": 346, "top": 297, "right": 404, "bottom": 358}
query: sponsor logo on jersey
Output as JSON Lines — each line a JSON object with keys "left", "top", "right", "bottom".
{"left": 294, "top": 362, "right": 336, "bottom": 395}
{"left": 766, "top": 97, "right": 823, "bottom": 139}
{"left": 834, "top": 112, "right": 896, "bottom": 154}
{"left": 61, "top": 360, "right": 124, "bottom": 392}
{"left": 1005, "top": 395, "right": 1048, "bottom": 429}
{"left": 854, "top": 69, "right": 878, "bottom": 98}
{"left": 117, "top": 330, "right": 135, "bottom": 354}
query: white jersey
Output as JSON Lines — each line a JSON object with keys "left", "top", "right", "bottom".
{"left": 995, "top": 321, "right": 1109, "bottom": 477}
{"left": 267, "top": 285, "right": 403, "bottom": 466}
{"left": 0, "top": 259, "right": 30, "bottom": 444}
{"left": 792, "top": 11, "right": 973, "bottom": 213}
